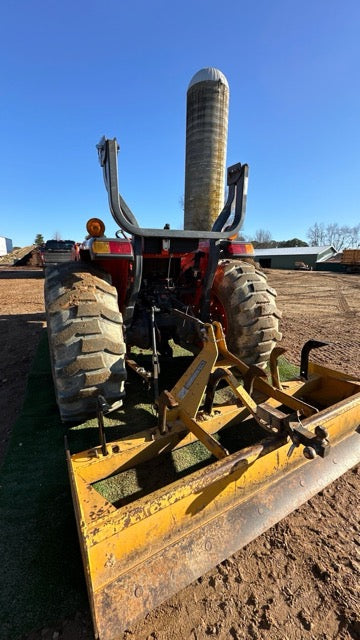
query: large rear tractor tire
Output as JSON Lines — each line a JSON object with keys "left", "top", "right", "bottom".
{"left": 44, "top": 263, "right": 126, "bottom": 422}
{"left": 211, "top": 260, "right": 282, "bottom": 367}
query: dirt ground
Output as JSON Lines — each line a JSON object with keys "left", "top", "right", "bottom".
{"left": 0, "top": 266, "right": 359, "bottom": 640}
{"left": 268, "top": 269, "right": 360, "bottom": 378}
{"left": 0, "top": 267, "right": 46, "bottom": 463}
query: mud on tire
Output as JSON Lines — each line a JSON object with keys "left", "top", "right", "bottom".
{"left": 212, "top": 260, "right": 282, "bottom": 367}
{"left": 44, "top": 262, "right": 126, "bottom": 422}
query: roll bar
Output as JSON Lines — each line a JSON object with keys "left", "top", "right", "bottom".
{"left": 97, "top": 137, "right": 248, "bottom": 239}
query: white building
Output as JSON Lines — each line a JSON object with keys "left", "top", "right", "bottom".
{"left": 0, "top": 236, "right": 13, "bottom": 256}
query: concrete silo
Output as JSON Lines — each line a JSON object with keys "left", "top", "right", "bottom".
{"left": 184, "top": 67, "right": 229, "bottom": 230}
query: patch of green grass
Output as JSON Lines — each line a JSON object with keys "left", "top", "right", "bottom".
{"left": 277, "top": 356, "right": 299, "bottom": 381}
{"left": 0, "top": 332, "right": 87, "bottom": 639}
{"left": 0, "top": 333, "right": 299, "bottom": 638}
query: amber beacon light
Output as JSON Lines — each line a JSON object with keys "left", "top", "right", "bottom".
{"left": 86, "top": 218, "right": 105, "bottom": 237}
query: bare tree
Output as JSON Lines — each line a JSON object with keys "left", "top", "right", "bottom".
{"left": 347, "top": 223, "right": 360, "bottom": 247}
{"left": 306, "top": 222, "right": 326, "bottom": 246}
{"left": 307, "top": 222, "right": 360, "bottom": 250}
{"left": 325, "top": 223, "right": 342, "bottom": 249}
{"left": 254, "top": 229, "right": 272, "bottom": 244}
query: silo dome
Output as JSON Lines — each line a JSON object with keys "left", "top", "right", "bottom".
{"left": 188, "top": 67, "right": 229, "bottom": 90}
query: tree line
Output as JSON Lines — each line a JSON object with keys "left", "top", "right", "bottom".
{"left": 248, "top": 224, "right": 360, "bottom": 250}
{"left": 249, "top": 229, "right": 308, "bottom": 249}
{"left": 306, "top": 222, "right": 360, "bottom": 250}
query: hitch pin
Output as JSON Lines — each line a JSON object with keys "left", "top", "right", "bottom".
{"left": 96, "top": 395, "right": 122, "bottom": 455}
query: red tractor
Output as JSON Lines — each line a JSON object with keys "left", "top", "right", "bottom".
{"left": 44, "top": 137, "right": 281, "bottom": 421}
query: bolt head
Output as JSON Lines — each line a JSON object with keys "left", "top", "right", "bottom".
{"left": 134, "top": 585, "right": 143, "bottom": 598}
{"left": 303, "top": 446, "right": 317, "bottom": 460}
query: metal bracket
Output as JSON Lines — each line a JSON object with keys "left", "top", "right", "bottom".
{"left": 203, "top": 368, "right": 229, "bottom": 415}
{"left": 96, "top": 395, "right": 123, "bottom": 456}
{"left": 269, "top": 346, "right": 287, "bottom": 390}
{"left": 300, "top": 340, "right": 328, "bottom": 379}
{"left": 286, "top": 416, "right": 330, "bottom": 459}
{"left": 243, "top": 365, "right": 267, "bottom": 395}
{"left": 255, "top": 404, "right": 331, "bottom": 459}
{"left": 157, "top": 390, "right": 179, "bottom": 434}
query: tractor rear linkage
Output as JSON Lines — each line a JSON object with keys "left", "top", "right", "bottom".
{"left": 96, "top": 321, "right": 330, "bottom": 463}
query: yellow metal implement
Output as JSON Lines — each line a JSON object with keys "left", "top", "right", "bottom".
{"left": 66, "top": 323, "right": 360, "bottom": 640}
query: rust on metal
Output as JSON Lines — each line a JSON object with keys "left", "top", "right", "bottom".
{"left": 270, "top": 346, "right": 287, "bottom": 390}
{"left": 66, "top": 322, "right": 360, "bottom": 639}
{"left": 72, "top": 431, "right": 360, "bottom": 639}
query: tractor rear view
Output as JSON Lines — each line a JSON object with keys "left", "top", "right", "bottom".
{"left": 44, "top": 69, "right": 360, "bottom": 640}
{"left": 45, "top": 147, "right": 281, "bottom": 421}
{"left": 45, "top": 67, "right": 281, "bottom": 423}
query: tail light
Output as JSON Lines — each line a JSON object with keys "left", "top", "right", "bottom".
{"left": 226, "top": 241, "right": 254, "bottom": 257}
{"left": 91, "top": 239, "right": 133, "bottom": 258}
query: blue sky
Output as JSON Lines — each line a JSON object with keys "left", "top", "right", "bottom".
{"left": 1, "top": 0, "right": 359, "bottom": 247}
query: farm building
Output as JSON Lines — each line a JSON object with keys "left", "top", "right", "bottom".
{"left": 315, "top": 252, "right": 345, "bottom": 272}
{"left": 0, "top": 236, "right": 13, "bottom": 256}
{"left": 254, "top": 246, "right": 337, "bottom": 270}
